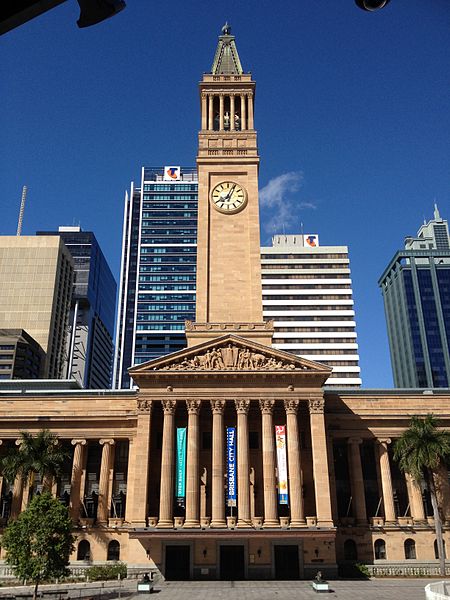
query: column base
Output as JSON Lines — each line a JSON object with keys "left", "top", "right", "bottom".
{"left": 237, "top": 519, "right": 252, "bottom": 528}
{"left": 317, "top": 520, "right": 335, "bottom": 528}
{"left": 156, "top": 520, "right": 174, "bottom": 529}
{"left": 183, "top": 520, "right": 201, "bottom": 528}
{"left": 263, "top": 519, "right": 280, "bottom": 528}
{"left": 211, "top": 520, "right": 227, "bottom": 528}
{"left": 290, "top": 520, "right": 307, "bottom": 528}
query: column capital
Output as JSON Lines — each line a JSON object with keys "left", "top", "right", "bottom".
{"left": 348, "top": 437, "right": 363, "bottom": 446}
{"left": 99, "top": 438, "right": 115, "bottom": 446}
{"left": 284, "top": 398, "right": 299, "bottom": 414}
{"left": 210, "top": 399, "right": 226, "bottom": 415}
{"left": 186, "top": 399, "right": 201, "bottom": 415}
{"left": 259, "top": 399, "right": 275, "bottom": 414}
{"left": 235, "top": 399, "right": 250, "bottom": 414}
{"left": 137, "top": 398, "right": 153, "bottom": 413}
{"left": 308, "top": 397, "right": 325, "bottom": 414}
{"left": 71, "top": 439, "right": 87, "bottom": 446}
{"left": 378, "top": 438, "right": 392, "bottom": 448}
{"left": 162, "top": 399, "right": 177, "bottom": 415}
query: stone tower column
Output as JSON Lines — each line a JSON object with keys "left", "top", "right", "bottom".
{"left": 377, "top": 438, "right": 396, "bottom": 523}
{"left": 235, "top": 399, "right": 251, "bottom": 527}
{"left": 98, "top": 439, "right": 115, "bottom": 524}
{"left": 184, "top": 399, "right": 201, "bottom": 528}
{"left": 259, "top": 399, "right": 279, "bottom": 527}
{"left": 70, "top": 439, "right": 87, "bottom": 522}
{"left": 211, "top": 399, "right": 226, "bottom": 528}
{"left": 157, "top": 399, "right": 177, "bottom": 528}
{"left": 347, "top": 437, "right": 367, "bottom": 524}
{"left": 284, "top": 399, "right": 305, "bottom": 526}
{"left": 309, "top": 397, "right": 333, "bottom": 527}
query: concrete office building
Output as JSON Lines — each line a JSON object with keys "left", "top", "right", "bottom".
{"left": 0, "top": 236, "right": 73, "bottom": 378}
{"left": 261, "top": 234, "right": 361, "bottom": 387}
{"left": 379, "top": 206, "right": 450, "bottom": 388}
{"left": 114, "top": 167, "right": 198, "bottom": 389}
{"left": 0, "top": 329, "right": 45, "bottom": 380}
{"left": 37, "top": 227, "right": 116, "bottom": 389}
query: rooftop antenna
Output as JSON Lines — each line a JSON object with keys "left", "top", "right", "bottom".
{"left": 300, "top": 221, "right": 304, "bottom": 236}
{"left": 16, "top": 185, "right": 27, "bottom": 236}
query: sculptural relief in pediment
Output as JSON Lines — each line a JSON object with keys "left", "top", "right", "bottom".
{"left": 155, "top": 343, "right": 307, "bottom": 372}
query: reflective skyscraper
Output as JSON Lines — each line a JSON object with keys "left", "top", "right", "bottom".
{"left": 114, "top": 166, "right": 198, "bottom": 389}
{"left": 379, "top": 206, "right": 450, "bottom": 387}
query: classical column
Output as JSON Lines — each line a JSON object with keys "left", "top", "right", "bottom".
{"left": 405, "top": 472, "right": 425, "bottom": 522}
{"left": 284, "top": 399, "right": 305, "bottom": 526}
{"left": 125, "top": 399, "right": 152, "bottom": 526}
{"left": 211, "top": 399, "right": 226, "bottom": 528}
{"left": 157, "top": 399, "right": 177, "bottom": 528}
{"left": 240, "top": 94, "right": 246, "bottom": 130}
{"left": 69, "top": 439, "right": 87, "bottom": 522}
{"left": 309, "top": 397, "right": 333, "bottom": 527}
{"left": 11, "top": 439, "right": 24, "bottom": 517}
{"left": 184, "top": 399, "right": 201, "bottom": 527}
{"left": 201, "top": 93, "right": 207, "bottom": 130}
{"left": 347, "top": 438, "right": 367, "bottom": 524}
{"left": 219, "top": 94, "right": 224, "bottom": 131}
{"left": 230, "top": 94, "right": 235, "bottom": 130}
{"left": 377, "top": 438, "right": 396, "bottom": 523}
{"left": 97, "top": 439, "right": 115, "bottom": 524}
{"left": 208, "top": 94, "right": 214, "bottom": 130}
{"left": 260, "top": 399, "right": 279, "bottom": 527}
{"left": 235, "top": 399, "right": 251, "bottom": 527}
{"left": 248, "top": 93, "right": 254, "bottom": 129}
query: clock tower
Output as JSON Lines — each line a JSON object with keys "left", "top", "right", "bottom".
{"left": 188, "top": 24, "right": 273, "bottom": 346}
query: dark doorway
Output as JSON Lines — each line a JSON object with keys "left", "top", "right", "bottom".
{"left": 165, "top": 545, "right": 190, "bottom": 580}
{"left": 274, "top": 545, "right": 300, "bottom": 580}
{"left": 220, "top": 545, "right": 245, "bottom": 580}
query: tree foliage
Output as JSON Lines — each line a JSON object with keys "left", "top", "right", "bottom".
{"left": 394, "top": 414, "right": 450, "bottom": 576}
{"left": 1, "top": 430, "right": 69, "bottom": 490}
{"left": 87, "top": 563, "right": 127, "bottom": 581}
{"left": 1, "top": 492, "right": 75, "bottom": 598}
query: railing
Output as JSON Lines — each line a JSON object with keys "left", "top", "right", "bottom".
{"left": 368, "top": 564, "right": 450, "bottom": 577}
{"left": 425, "top": 581, "right": 450, "bottom": 600}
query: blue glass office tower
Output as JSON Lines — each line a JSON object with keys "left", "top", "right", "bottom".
{"left": 37, "top": 227, "right": 116, "bottom": 388}
{"left": 114, "top": 166, "right": 198, "bottom": 389}
{"left": 379, "top": 206, "right": 450, "bottom": 388}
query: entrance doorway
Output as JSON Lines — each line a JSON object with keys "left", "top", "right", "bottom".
{"left": 220, "top": 545, "right": 245, "bottom": 580}
{"left": 165, "top": 545, "right": 190, "bottom": 580}
{"left": 274, "top": 545, "right": 300, "bottom": 580}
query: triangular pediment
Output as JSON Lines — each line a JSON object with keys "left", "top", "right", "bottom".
{"left": 129, "top": 334, "right": 331, "bottom": 376}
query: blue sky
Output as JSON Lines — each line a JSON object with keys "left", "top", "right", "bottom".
{"left": 1, "top": 0, "right": 449, "bottom": 388}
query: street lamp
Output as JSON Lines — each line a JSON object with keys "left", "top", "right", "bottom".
{"left": 355, "top": 0, "right": 391, "bottom": 10}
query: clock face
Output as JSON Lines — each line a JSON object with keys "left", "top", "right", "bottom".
{"left": 211, "top": 181, "right": 247, "bottom": 214}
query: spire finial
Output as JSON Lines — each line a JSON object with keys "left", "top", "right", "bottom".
{"left": 434, "top": 203, "right": 441, "bottom": 220}
{"left": 222, "top": 22, "right": 231, "bottom": 35}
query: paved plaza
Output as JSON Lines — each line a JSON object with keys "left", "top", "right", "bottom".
{"left": 127, "top": 579, "right": 431, "bottom": 600}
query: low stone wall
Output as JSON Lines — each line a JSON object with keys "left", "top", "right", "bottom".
{"left": 368, "top": 562, "right": 450, "bottom": 577}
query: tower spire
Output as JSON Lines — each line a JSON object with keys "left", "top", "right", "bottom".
{"left": 211, "top": 23, "right": 243, "bottom": 75}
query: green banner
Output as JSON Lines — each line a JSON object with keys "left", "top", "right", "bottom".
{"left": 176, "top": 427, "right": 186, "bottom": 507}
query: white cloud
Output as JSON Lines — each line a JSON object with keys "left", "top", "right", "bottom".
{"left": 259, "top": 171, "right": 316, "bottom": 233}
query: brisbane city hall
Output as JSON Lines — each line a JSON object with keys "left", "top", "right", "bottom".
{"left": 1, "top": 26, "right": 450, "bottom": 582}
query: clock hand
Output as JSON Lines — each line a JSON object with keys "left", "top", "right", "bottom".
{"left": 225, "top": 184, "right": 237, "bottom": 201}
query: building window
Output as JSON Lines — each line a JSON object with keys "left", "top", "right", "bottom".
{"left": 107, "top": 540, "right": 120, "bottom": 561}
{"left": 374, "top": 539, "right": 386, "bottom": 560}
{"left": 343, "top": 539, "right": 358, "bottom": 561}
{"left": 404, "top": 539, "right": 416, "bottom": 560}
{"left": 434, "top": 540, "right": 446, "bottom": 559}
{"left": 77, "top": 540, "right": 91, "bottom": 561}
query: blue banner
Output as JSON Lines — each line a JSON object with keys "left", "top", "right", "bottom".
{"left": 176, "top": 427, "right": 186, "bottom": 507}
{"left": 227, "top": 427, "right": 236, "bottom": 507}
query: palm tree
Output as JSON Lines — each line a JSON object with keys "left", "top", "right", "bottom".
{"left": 394, "top": 414, "right": 450, "bottom": 577}
{"left": 1, "top": 430, "right": 69, "bottom": 505}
